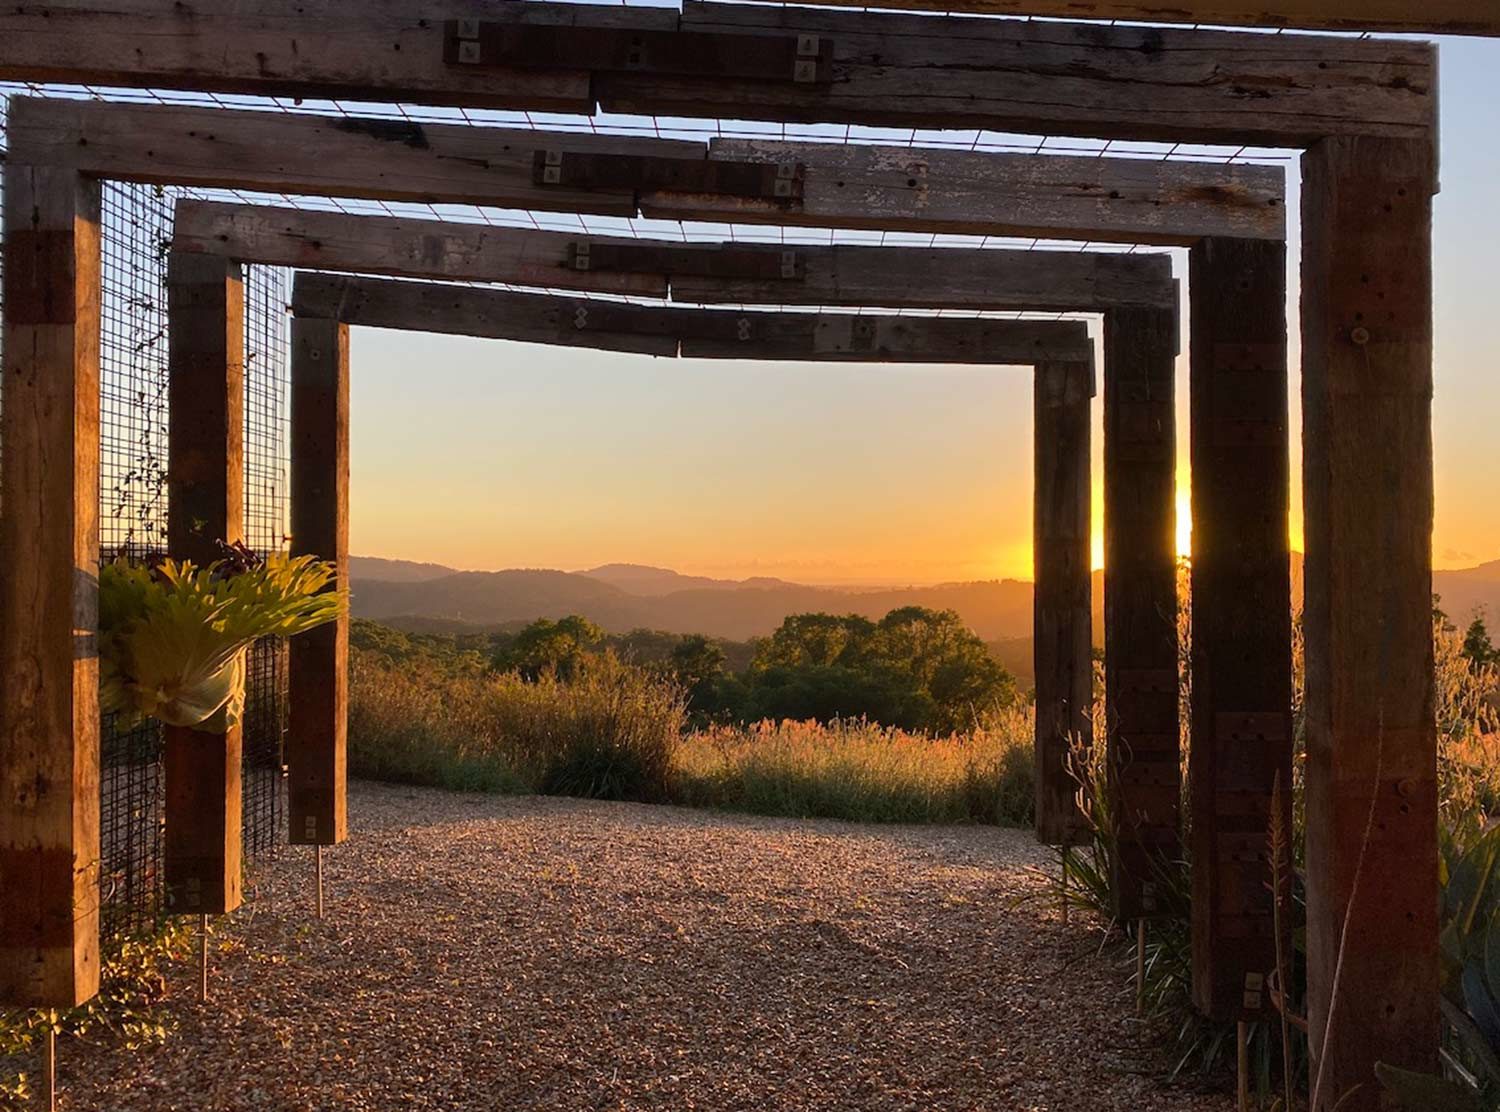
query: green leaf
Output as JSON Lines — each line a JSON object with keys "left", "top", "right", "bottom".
{"left": 1461, "top": 962, "right": 1500, "bottom": 1048}
{"left": 1441, "top": 996, "right": 1500, "bottom": 1086}
{"left": 1374, "top": 1063, "right": 1484, "bottom": 1112}
{"left": 1486, "top": 907, "right": 1500, "bottom": 1000}
{"left": 1448, "top": 828, "right": 1500, "bottom": 935}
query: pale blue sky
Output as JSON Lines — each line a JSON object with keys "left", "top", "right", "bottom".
{"left": 348, "top": 34, "right": 1499, "bottom": 584}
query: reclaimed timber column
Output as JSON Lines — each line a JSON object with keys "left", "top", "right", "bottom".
{"left": 288, "top": 315, "right": 349, "bottom": 847}
{"left": 165, "top": 250, "right": 245, "bottom": 917}
{"left": 1301, "top": 137, "right": 1438, "bottom": 1109}
{"left": 1033, "top": 357, "right": 1094, "bottom": 846}
{"left": 1187, "top": 237, "right": 1293, "bottom": 1021}
{"left": 0, "top": 164, "right": 103, "bottom": 1007}
{"left": 1102, "top": 307, "right": 1180, "bottom": 919}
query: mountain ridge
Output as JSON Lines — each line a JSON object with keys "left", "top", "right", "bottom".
{"left": 348, "top": 555, "right": 1500, "bottom": 643}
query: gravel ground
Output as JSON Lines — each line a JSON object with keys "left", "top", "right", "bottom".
{"left": 49, "top": 781, "right": 1231, "bottom": 1111}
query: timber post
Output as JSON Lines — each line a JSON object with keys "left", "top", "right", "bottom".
{"left": 1186, "top": 236, "right": 1294, "bottom": 1022}
{"left": 1102, "top": 305, "right": 1181, "bottom": 920}
{"left": 0, "top": 162, "right": 103, "bottom": 1009}
{"left": 1301, "top": 136, "right": 1439, "bottom": 1111}
{"left": 164, "top": 249, "right": 246, "bottom": 918}
{"left": 288, "top": 314, "right": 351, "bottom": 850}
{"left": 1033, "top": 356, "right": 1095, "bottom": 847}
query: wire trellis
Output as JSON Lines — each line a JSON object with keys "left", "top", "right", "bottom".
{"left": 1, "top": 98, "right": 292, "bottom": 938}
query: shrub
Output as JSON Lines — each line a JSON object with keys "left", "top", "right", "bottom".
{"left": 349, "top": 650, "right": 684, "bottom": 802}
{"left": 674, "top": 708, "right": 1035, "bottom": 826}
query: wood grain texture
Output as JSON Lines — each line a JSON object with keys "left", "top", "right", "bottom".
{"left": 164, "top": 250, "right": 246, "bottom": 917}
{"left": 676, "top": 244, "right": 1178, "bottom": 310}
{"left": 0, "top": 3, "right": 1439, "bottom": 143}
{"left": 1301, "top": 136, "right": 1438, "bottom": 1111}
{"left": 1186, "top": 239, "right": 1293, "bottom": 1018}
{"left": 1033, "top": 359, "right": 1094, "bottom": 847}
{"left": 729, "top": 0, "right": 1500, "bottom": 36}
{"left": 601, "top": 1, "right": 1436, "bottom": 146}
{"left": 0, "top": 164, "right": 102, "bottom": 1008}
{"left": 175, "top": 200, "right": 1177, "bottom": 311}
{"left": 292, "top": 274, "right": 1095, "bottom": 365}
{"left": 289, "top": 317, "right": 350, "bottom": 848}
{"left": 0, "top": 0, "right": 659, "bottom": 111}
{"left": 648, "top": 140, "right": 1287, "bottom": 246}
{"left": 15, "top": 88, "right": 1287, "bottom": 252}
{"left": 5, "top": 97, "right": 698, "bottom": 220}
{"left": 1102, "top": 307, "right": 1180, "bottom": 918}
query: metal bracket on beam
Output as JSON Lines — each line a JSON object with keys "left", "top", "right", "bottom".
{"left": 566, "top": 240, "right": 805, "bottom": 281}
{"left": 536, "top": 150, "right": 804, "bottom": 204}
{"left": 565, "top": 301, "right": 769, "bottom": 346}
{"left": 446, "top": 21, "right": 834, "bottom": 85}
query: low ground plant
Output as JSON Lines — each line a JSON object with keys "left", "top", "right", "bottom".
{"left": 675, "top": 709, "right": 1035, "bottom": 826}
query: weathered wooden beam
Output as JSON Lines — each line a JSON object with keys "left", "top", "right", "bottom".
{"left": 601, "top": 2, "right": 1436, "bottom": 147}
{"left": 1033, "top": 358, "right": 1095, "bottom": 847}
{"left": 0, "top": 3, "right": 1438, "bottom": 143}
{"left": 173, "top": 201, "right": 669, "bottom": 299}
{"left": 751, "top": 0, "right": 1500, "bottom": 38}
{"left": 0, "top": 164, "right": 103, "bottom": 1009}
{"left": 288, "top": 317, "right": 350, "bottom": 849}
{"left": 291, "top": 273, "right": 1095, "bottom": 365}
{"left": 674, "top": 244, "right": 1178, "bottom": 312}
{"left": 648, "top": 140, "right": 1287, "bottom": 247}
{"left": 5, "top": 97, "right": 699, "bottom": 221}
{"left": 1301, "top": 136, "right": 1438, "bottom": 1112}
{"left": 1102, "top": 306, "right": 1180, "bottom": 919}
{"left": 176, "top": 200, "right": 1178, "bottom": 310}
{"left": 0, "top": 0, "right": 666, "bottom": 112}
{"left": 1187, "top": 238, "right": 1292, "bottom": 1019}
{"left": 292, "top": 274, "right": 678, "bottom": 357}
{"left": 12, "top": 94, "right": 1284, "bottom": 251}
{"left": 164, "top": 250, "right": 245, "bottom": 917}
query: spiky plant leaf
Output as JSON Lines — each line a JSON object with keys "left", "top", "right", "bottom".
{"left": 1374, "top": 1063, "right": 1484, "bottom": 1112}
{"left": 100, "top": 553, "right": 342, "bottom": 731}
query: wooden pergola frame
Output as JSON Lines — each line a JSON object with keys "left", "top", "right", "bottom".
{"left": 284, "top": 269, "right": 1100, "bottom": 836}
{"left": 0, "top": 1, "right": 1439, "bottom": 1103}
{"left": 171, "top": 197, "right": 1186, "bottom": 856}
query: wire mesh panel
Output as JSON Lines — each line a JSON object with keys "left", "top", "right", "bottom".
{"left": 242, "top": 265, "right": 292, "bottom": 862}
{"left": 0, "top": 97, "right": 293, "bottom": 937}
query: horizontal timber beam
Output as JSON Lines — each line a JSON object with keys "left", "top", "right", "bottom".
{"left": 291, "top": 273, "right": 1096, "bottom": 365}
{"left": 0, "top": 3, "right": 1436, "bottom": 146}
{"left": 618, "top": 3, "right": 1435, "bottom": 147}
{"left": 4, "top": 97, "right": 696, "bottom": 219}
{"left": 768, "top": 0, "right": 1500, "bottom": 38}
{"left": 13, "top": 97, "right": 1285, "bottom": 247}
{"left": 646, "top": 140, "right": 1286, "bottom": 246}
{"left": 175, "top": 200, "right": 1178, "bottom": 311}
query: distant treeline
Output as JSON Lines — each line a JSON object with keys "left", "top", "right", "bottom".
{"left": 352, "top": 604, "right": 1023, "bottom": 736}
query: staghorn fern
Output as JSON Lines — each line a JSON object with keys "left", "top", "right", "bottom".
{"left": 99, "top": 553, "right": 343, "bottom": 732}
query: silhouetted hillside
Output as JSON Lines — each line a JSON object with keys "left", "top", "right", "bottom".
{"left": 349, "top": 555, "right": 1500, "bottom": 644}
{"left": 581, "top": 563, "right": 795, "bottom": 597}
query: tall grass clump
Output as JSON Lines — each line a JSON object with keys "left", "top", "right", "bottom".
{"left": 349, "top": 650, "right": 685, "bottom": 802}
{"left": 675, "top": 706, "right": 1035, "bottom": 826}
{"left": 1056, "top": 596, "right": 1500, "bottom": 1105}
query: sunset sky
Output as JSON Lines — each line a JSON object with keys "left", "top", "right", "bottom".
{"left": 347, "top": 35, "right": 1499, "bottom": 587}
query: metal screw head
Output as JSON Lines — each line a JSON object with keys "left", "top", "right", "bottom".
{"left": 1351, "top": 325, "right": 1372, "bottom": 345}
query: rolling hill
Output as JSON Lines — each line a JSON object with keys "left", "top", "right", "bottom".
{"left": 349, "top": 556, "right": 1500, "bottom": 646}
